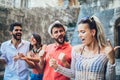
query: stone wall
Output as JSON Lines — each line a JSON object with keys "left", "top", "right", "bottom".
{"left": 70, "top": 1, "right": 120, "bottom": 79}
{"left": 0, "top": 7, "right": 79, "bottom": 44}
{"left": 0, "top": 6, "right": 79, "bottom": 79}
{"left": 71, "top": 0, "right": 120, "bottom": 47}
{"left": 71, "top": 1, "right": 120, "bottom": 58}
{"left": 0, "top": 0, "right": 29, "bottom": 8}
{"left": 71, "top": 0, "right": 120, "bottom": 59}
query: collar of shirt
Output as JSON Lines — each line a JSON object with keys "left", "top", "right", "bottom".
{"left": 8, "top": 40, "right": 24, "bottom": 45}
{"left": 7, "top": 40, "right": 25, "bottom": 49}
{"left": 53, "top": 42, "right": 70, "bottom": 50}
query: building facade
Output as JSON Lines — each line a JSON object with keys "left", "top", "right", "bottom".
{"left": 0, "top": 0, "right": 30, "bottom": 8}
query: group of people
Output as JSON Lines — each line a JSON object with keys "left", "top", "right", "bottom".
{"left": 0, "top": 15, "right": 119, "bottom": 80}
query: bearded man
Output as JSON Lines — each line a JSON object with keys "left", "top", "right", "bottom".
{"left": 0, "top": 22, "right": 30, "bottom": 80}
{"left": 42, "top": 21, "right": 72, "bottom": 80}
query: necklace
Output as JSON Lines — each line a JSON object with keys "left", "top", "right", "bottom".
{"left": 32, "top": 48, "right": 41, "bottom": 54}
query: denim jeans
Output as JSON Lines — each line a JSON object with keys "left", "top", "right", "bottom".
{"left": 30, "top": 73, "right": 43, "bottom": 80}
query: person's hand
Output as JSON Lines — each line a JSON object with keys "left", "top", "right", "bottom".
{"left": 49, "top": 58, "right": 58, "bottom": 70}
{"left": 114, "top": 46, "right": 120, "bottom": 51}
{"left": 105, "top": 39, "right": 115, "bottom": 64}
{"left": 13, "top": 55, "right": 20, "bottom": 61}
{"left": 39, "top": 44, "right": 47, "bottom": 57}
{"left": 58, "top": 53, "right": 66, "bottom": 63}
{"left": 58, "top": 52, "right": 70, "bottom": 68}
{"left": 42, "top": 44, "right": 47, "bottom": 50}
{"left": 18, "top": 53, "right": 26, "bottom": 60}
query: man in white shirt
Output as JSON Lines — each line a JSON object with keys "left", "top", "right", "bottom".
{"left": 0, "top": 22, "right": 30, "bottom": 80}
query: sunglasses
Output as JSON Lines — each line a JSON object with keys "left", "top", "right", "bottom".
{"left": 79, "top": 16, "right": 97, "bottom": 30}
{"left": 80, "top": 16, "right": 94, "bottom": 23}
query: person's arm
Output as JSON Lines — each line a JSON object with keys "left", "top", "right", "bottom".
{"left": 106, "top": 61, "right": 116, "bottom": 80}
{"left": 62, "top": 61, "right": 70, "bottom": 68}
{"left": 24, "top": 57, "right": 35, "bottom": 68}
{"left": 105, "top": 40, "right": 116, "bottom": 80}
{"left": 58, "top": 53, "right": 70, "bottom": 68}
{"left": 0, "top": 58, "right": 6, "bottom": 69}
{"left": 49, "top": 46, "right": 78, "bottom": 78}
{"left": 38, "top": 56, "right": 45, "bottom": 69}
{"left": 38, "top": 45, "right": 47, "bottom": 69}
{"left": 26, "top": 51, "right": 40, "bottom": 63}
{"left": 0, "top": 59, "right": 6, "bottom": 64}
{"left": 19, "top": 53, "right": 35, "bottom": 68}
{"left": 0, "top": 43, "right": 7, "bottom": 64}
{"left": 114, "top": 46, "right": 120, "bottom": 51}
{"left": 49, "top": 57, "right": 75, "bottom": 78}
{"left": 27, "top": 57, "right": 39, "bottom": 63}
{"left": 105, "top": 40, "right": 115, "bottom": 64}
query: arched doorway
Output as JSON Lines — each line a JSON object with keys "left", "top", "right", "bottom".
{"left": 114, "top": 17, "right": 120, "bottom": 58}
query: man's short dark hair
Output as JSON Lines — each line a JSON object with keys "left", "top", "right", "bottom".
{"left": 9, "top": 22, "right": 22, "bottom": 32}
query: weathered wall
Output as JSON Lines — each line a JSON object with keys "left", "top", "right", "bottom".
{"left": 71, "top": 0, "right": 120, "bottom": 47}
{"left": 0, "top": 0, "right": 29, "bottom": 8}
{"left": 0, "top": 7, "right": 79, "bottom": 44}
{"left": 71, "top": 1, "right": 120, "bottom": 79}
{"left": 0, "top": 6, "right": 79, "bottom": 79}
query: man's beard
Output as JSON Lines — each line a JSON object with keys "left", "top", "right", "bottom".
{"left": 12, "top": 33, "right": 22, "bottom": 41}
{"left": 54, "top": 35, "right": 65, "bottom": 45}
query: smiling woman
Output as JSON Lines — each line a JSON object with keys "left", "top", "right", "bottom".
{"left": 18, "top": 33, "right": 47, "bottom": 80}
{"left": 49, "top": 16, "right": 117, "bottom": 80}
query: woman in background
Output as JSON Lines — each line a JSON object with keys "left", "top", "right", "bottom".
{"left": 49, "top": 16, "right": 117, "bottom": 80}
{"left": 20, "top": 33, "right": 46, "bottom": 80}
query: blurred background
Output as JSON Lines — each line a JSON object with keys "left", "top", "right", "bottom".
{"left": 0, "top": 0, "right": 120, "bottom": 80}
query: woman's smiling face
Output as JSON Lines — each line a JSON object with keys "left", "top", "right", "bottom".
{"left": 30, "top": 35, "right": 37, "bottom": 46}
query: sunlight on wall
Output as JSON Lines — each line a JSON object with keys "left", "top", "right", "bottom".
{"left": 30, "top": 0, "right": 58, "bottom": 8}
